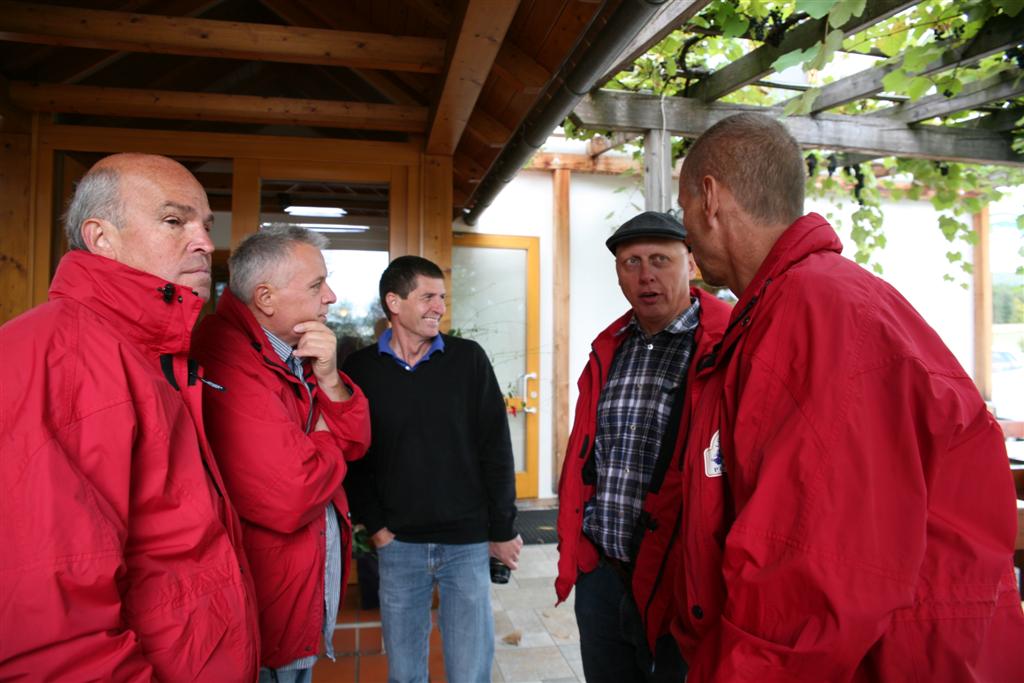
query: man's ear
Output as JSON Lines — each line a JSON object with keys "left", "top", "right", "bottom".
{"left": 687, "top": 252, "right": 697, "bottom": 278}
{"left": 701, "top": 175, "right": 719, "bottom": 219}
{"left": 252, "top": 283, "right": 275, "bottom": 317}
{"left": 385, "top": 292, "right": 400, "bottom": 318}
{"left": 81, "top": 218, "right": 116, "bottom": 257}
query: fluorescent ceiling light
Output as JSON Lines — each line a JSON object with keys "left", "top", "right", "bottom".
{"left": 284, "top": 205, "right": 347, "bottom": 217}
{"left": 296, "top": 223, "right": 370, "bottom": 233}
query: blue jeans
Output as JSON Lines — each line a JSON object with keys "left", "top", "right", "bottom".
{"left": 574, "top": 560, "right": 687, "bottom": 683}
{"left": 258, "top": 666, "right": 313, "bottom": 683}
{"left": 377, "top": 539, "right": 493, "bottom": 683}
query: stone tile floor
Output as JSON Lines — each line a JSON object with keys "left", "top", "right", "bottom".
{"left": 313, "top": 541, "right": 581, "bottom": 683}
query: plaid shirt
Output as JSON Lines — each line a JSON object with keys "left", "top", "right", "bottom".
{"left": 582, "top": 298, "right": 700, "bottom": 562}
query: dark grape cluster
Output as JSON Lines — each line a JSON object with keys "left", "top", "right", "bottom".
{"left": 1004, "top": 45, "right": 1024, "bottom": 69}
{"left": 750, "top": 9, "right": 786, "bottom": 47}
{"left": 827, "top": 154, "right": 838, "bottom": 177}
{"left": 844, "top": 165, "right": 866, "bottom": 204}
{"left": 806, "top": 153, "right": 818, "bottom": 177}
{"left": 933, "top": 24, "right": 965, "bottom": 42}
{"left": 935, "top": 161, "right": 950, "bottom": 176}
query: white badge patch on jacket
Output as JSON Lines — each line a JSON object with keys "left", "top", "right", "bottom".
{"left": 704, "top": 430, "right": 724, "bottom": 477}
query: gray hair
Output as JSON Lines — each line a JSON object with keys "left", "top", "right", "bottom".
{"left": 62, "top": 167, "right": 125, "bottom": 250}
{"left": 681, "top": 113, "right": 805, "bottom": 226}
{"left": 228, "top": 224, "right": 328, "bottom": 302}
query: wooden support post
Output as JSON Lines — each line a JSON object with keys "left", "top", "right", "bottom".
{"left": 0, "top": 131, "right": 32, "bottom": 323}
{"left": 643, "top": 128, "right": 672, "bottom": 212}
{"left": 421, "top": 154, "right": 453, "bottom": 329}
{"left": 552, "top": 167, "right": 571, "bottom": 490}
{"left": 230, "top": 158, "right": 260, "bottom": 248}
{"left": 972, "top": 206, "right": 992, "bottom": 400}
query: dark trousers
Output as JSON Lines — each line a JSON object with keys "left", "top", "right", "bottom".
{"left": 574, "top": 560, "right": 688, "bottom": 683}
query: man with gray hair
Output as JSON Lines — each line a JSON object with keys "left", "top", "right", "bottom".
{"left": 672, "top": 112, "right": 1024, "bottom": 681}
{"left": 0, "top": 153, "right": 259, "bottom": 680}
{"left": 193, "top": 225, "right": 371, "bottom": 682}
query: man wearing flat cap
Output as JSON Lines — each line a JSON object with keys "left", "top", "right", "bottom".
{"left": 554, "top": 211, "right": 730, "bottom": 682}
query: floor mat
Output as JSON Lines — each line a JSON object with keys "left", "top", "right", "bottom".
{"left": 516, "top": 507, "right": 558, "bottom": 545}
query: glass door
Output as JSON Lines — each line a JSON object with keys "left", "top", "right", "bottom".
{"left": 451, "top": 234, "right": 540, "bottom": 499}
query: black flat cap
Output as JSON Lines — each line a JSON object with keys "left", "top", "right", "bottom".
{"left": 606, "top": 211, "right": 687, "bottom": 254}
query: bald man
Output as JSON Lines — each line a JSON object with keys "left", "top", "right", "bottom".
{"left": 0, "top": 154, "right": 259, "bottom": 681}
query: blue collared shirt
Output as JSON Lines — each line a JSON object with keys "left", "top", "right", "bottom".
{"left": 377, "top": 327, "right": 445, "bottom": 371}
{"left": 581, "top": 299, "right": 701, "bottom": 562}
{"left": 262, "top": 327, "right": 342, "bottom": 668}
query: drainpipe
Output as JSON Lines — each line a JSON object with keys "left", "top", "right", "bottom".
{"left": 463, "top": 0, "right": 669, "bottom": 225}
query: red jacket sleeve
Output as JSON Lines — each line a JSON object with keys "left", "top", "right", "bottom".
{"left": 1, "top": 401, "right": 154, "bottom": 681}
{"left": 200, "top": 360, "right": 370, "bottom": 535}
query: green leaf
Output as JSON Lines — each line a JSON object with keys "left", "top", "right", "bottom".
{"left": 722, "top": 14, "right": 749, "bottom": 39}
{"left": 772, "top": 46, "right": 819, "bottom": 72}
{"left": 946, "top": 250, "right": 962, "bottom": 262}
{"left": 875, "top": 22, "right": 906, "bottom": 57}
{"left": 881, "top": 68, "right": 912, "bottom": 93}
{"left": 783, "top": 88, "right": 821, "bottom": 116}
{"left": 797, "top": 0, "right": 837, "bottom": 20}
{"left": 902, "top": 45, "right": 944, "bottom": 74}
{"left": 906, "top": 76, "right": 932, "bottom": 100}
{"left": 938, "top": 216, "right": 961, "bottom": 241}
{"left": 829, "top": 0, "right": 866, "bottom": 28}
{"left": 1016, "top": 215, "right": 1024, "bottom": 230}
{"left": 807, "top": 29, "right": 845, "bottom": 71}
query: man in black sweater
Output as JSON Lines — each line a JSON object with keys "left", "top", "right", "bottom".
{"left": 343, "top": 255, "right": 522, "bottom": 683}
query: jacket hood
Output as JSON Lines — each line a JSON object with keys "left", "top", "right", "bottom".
{"left": 733, "top": 213, "right": 842, "bottom": 315}
{"left": 48, "top": 250, "right": 205, "bottom": 356}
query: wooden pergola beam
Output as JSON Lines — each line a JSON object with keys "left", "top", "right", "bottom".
{"left": 9, "top": 82, "right": 429, "bottom": 133}
{"left": 427, "top": 0, "right": 520, "bottom": 155}
{"left": 691, "top": 0, "right": 916, "bottom": 102}
{"left": 596, "top": 0, "right": 713, "bottom": 84}
{"left": 796, "top": 13, "right": 1023, "bottom": 114}
{"left": 874, "top": 70, "right": 1024, "bottom": 124}
{"left": 0, "top": 0, "right": 445, "bottom": 73}
{"left": 572, "top": 90, "right": 1024, "bottom": 166}
{"left": 962, "top": 107, "right": 1024, "bottom": 132}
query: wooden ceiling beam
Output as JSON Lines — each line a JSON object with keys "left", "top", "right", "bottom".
{"left": 874, "top": 70, "right": 1024, "bottom": 124}
{"left": 9, "top": 82, "right": 429, "bottom": 132}
{"left": 960, "top": 107, "right": 1024, "bottom": 132}
{"left": 427, "top": 0, "right": 521, "bottom": 155}
{"left": 572, "top": 90, "right": 1024, "bottom": 166}
{"left": 691, "top": 0, "right": 917, "bottom": 103}
{"left": 256, "top": 0, "right": 424, "bottom": 106}
{"left": 596, "top": 0, "right": 712, "bottom": 84}
{"left": 794, "top": 13, "right": 1023, "bottom": 115}
{"left": 466, "top": 107, "right": 513, "bottom": 148}
{"left": 0, "top": 0, "right": 445, "bottom": 73}
{"left": 492, "top": 41, "right": 551, "bottom": 95}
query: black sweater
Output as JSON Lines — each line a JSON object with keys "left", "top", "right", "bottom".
{"left": 342, "top": 334, "right": 517, "bottom": 544}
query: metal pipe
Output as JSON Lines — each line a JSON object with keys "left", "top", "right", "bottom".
{"left": 463, "top": 0, "right": 669, "bottom": 225}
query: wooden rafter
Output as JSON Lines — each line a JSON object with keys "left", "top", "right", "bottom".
{"left": 791, "top": 13, "right": 1023, "bottom": 114}
{"left": 572, "top": 90, "right": 1024, "bottom": 166}
{"left": 9, "top": 82, "right": 429, "bottom": 132}
{"left": 690, "top": 0, "right": 917, "bottom": 103}
{"left": 493, "top": 41, "right": 551, "bottom": 95}
{"left": 873, "top": 70, "right": 1024, "bottom": 124}
{"left": 0, "top": 0, "right": 445, "bottom": 73}
{"left": 427, "top": 0, "right": 521, "bottom": 155}
{"left": 962, "top": 107, "right": 1024, "bottom": 132}
{"left": 597, "top": 0, "right": 713, "bottom": 85}
{"left": 465, "top": 108, "right": 513, "bottom": 148}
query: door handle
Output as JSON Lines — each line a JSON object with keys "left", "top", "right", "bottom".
{"left": 519, "top": 372, "right": 538, "bottom": 414}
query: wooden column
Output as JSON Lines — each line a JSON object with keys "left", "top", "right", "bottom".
{"left": 421, "top": 154, "right": 452, "bottom": 330}
{"left": 230, "top": 158, "right": 260, "bottom": 248}
{"left": 0, "top": 131, "right": 32, "bottom": 323}
{"left": 972, "top": 206, "right": 992, "bottom": 400}
{"left": 643, "top": 128, "right": 672, "bottom": 212}
{"left": 552, "top": 167, "right": 571, "bottom": 489}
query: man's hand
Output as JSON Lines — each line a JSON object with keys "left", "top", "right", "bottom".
{"left": 292, "top": 321, "right": 350, "bottom": 403}
{"left": 372, "top": 527, "right": 395, "bottom": 549}
{"left": 489, "top": 534, "right": 523, "bottom": 570}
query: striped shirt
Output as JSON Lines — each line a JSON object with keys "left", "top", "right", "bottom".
{"left": 581, "top": 299, "right": 700, "bottom": 562}
{"left": 263, "top": 328, "right": 342, "bottom": 669}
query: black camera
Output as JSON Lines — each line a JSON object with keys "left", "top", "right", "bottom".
{"left": 489, "top": 557, "right": 511, "bottom": 584}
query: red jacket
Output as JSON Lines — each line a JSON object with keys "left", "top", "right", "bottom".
{"left": 555, "top": 288, "right": 730, "bottom": 648}
{"left": 673, "top": 214, "right": 1024, "bottom": 682}
{"left": 0, "top": 251, "right": 259, "bottom": 681}
{"left": 193, "top": 289, "right": 371, "bottom": 668}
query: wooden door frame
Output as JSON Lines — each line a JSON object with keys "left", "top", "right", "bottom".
{"left": 452, "top": 232, "right": 540, "bottom": 499}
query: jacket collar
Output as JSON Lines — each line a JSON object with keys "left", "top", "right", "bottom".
{"left": 211, "top": 288, "right": 304, "bottom": 377}
{"left": 731, "top": 212, "right": 842, "bottom": 318}
{"left": 48, "top": 250, "right": 204, "bottom": 356}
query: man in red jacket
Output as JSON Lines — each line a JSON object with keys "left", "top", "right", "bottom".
{"left": 555, "top": 211, "right": 730, "bottom": 682}
{"left": 0, "top": 153, "right": 260, "bottom": 681}
{"left": 193, "top": 225, "right": 371, "bottom": 683}
{"left": 673, "top": 112, "right": 1024, "bottom": 681}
